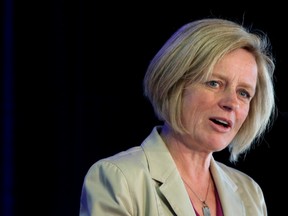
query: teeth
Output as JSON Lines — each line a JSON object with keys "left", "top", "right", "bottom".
{"left": 216, "top": 119, "right": 228, "bottom": 125}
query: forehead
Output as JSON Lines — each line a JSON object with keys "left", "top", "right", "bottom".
{"left": 213, "top": 49, "right": 258, "bottom": 85}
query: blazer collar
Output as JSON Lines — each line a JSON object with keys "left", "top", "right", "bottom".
{"left": 141, "top": 126, "right": 245, "bottom": 215}
{"left": 141, "top": 126, "right": 196, "bottom": 215}
{"left": 210, "top": 158, "right": 244, "bottom": 215}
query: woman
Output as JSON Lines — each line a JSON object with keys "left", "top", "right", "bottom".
{"left": 80, "top": 18, "right": 275, "bottom": 216}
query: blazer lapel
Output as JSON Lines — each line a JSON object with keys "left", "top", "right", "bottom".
{"left": 210, "top": 159, "right": 245, "bottom": 215}
{"left": 142, "top": 127, "right": 245, "bottom": 215}
{"left": 142, "top": 126, "right": 196, "bottom": 215}
{"left": 159, "top": 168, "right": 196, "bottom": 216}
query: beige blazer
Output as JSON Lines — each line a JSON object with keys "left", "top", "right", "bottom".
{"left": 80, "top": 126, "right": 267, "bottom": 216}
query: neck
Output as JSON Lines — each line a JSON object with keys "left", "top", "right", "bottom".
{"left": 160, "top": 124, "right": 212, "bottom": 174}
{"left": 182, "top": 172, "right": 211, "bottom": 203}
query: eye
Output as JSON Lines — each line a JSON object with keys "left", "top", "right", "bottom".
{"left": 239, "top": 90, "right": 251, "bottom": 99}
{"left": 206, "top": 80, "right": 220, "bottom": 88}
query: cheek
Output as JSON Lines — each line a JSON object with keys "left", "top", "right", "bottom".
{"left": 182, "top": 90, "right": 215, "bottom": 116}
{"left": 183, "top": 89, "right": 211, "bottom": 106}
{"left": 182, "top": 93, "right": 210, "bottom": 121}
{"left": 237, "top": 106, "right": 250, "bottom": 126}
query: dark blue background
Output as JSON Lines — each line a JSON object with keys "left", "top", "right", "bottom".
{"left": 1, "top": 4, "right": 287, "bottom": 215}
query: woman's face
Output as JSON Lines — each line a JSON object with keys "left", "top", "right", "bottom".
{"left": 181, "top": 48, "right": 257, "bottom": 152}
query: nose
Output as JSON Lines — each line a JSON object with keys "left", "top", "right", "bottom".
{"left": 219, "top": 91, "right": 240, "bottom": 111}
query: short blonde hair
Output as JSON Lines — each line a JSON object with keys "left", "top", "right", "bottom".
{"left": 143, "top": 18, "right": 276, "bottom": 162}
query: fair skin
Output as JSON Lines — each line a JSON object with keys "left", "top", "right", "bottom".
{"left": 160, "top": 48, "right": 258, "bottom": 216}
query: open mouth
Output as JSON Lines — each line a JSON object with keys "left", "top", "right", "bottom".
{"left": 210, "top": 118, "right": 230, "bottom": 128}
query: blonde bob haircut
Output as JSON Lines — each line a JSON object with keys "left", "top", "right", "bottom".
{"left": 143, "top": 18, "right": 276, "bottom": 162}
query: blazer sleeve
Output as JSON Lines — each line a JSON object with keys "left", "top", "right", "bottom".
{"left": 79, "top": 160, "right": 133, "bottom": 216}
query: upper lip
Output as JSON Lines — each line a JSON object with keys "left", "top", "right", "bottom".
{"left": 209, "top": 117, "right": 233, "bottom": 128}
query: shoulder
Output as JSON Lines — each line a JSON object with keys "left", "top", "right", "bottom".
{"left": 87, "top": 126, "right": 166, "bottom": 178}
{"left": 215, "top": 161, "right": 255, "bottom": 181}
{"left": 212, "top": 160, "right": 267, "bottom": 215}
{"left": 215, "top": 161, "right": 251, "bottom": 178}
{"left": 214, "top": 160, "right": 263, "bottom": 193}
{"left": 86, "top": 146, "right": 149, "bottom": 181}
{"left": 101, "top": 146, "right": 147, "bottom": 168}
